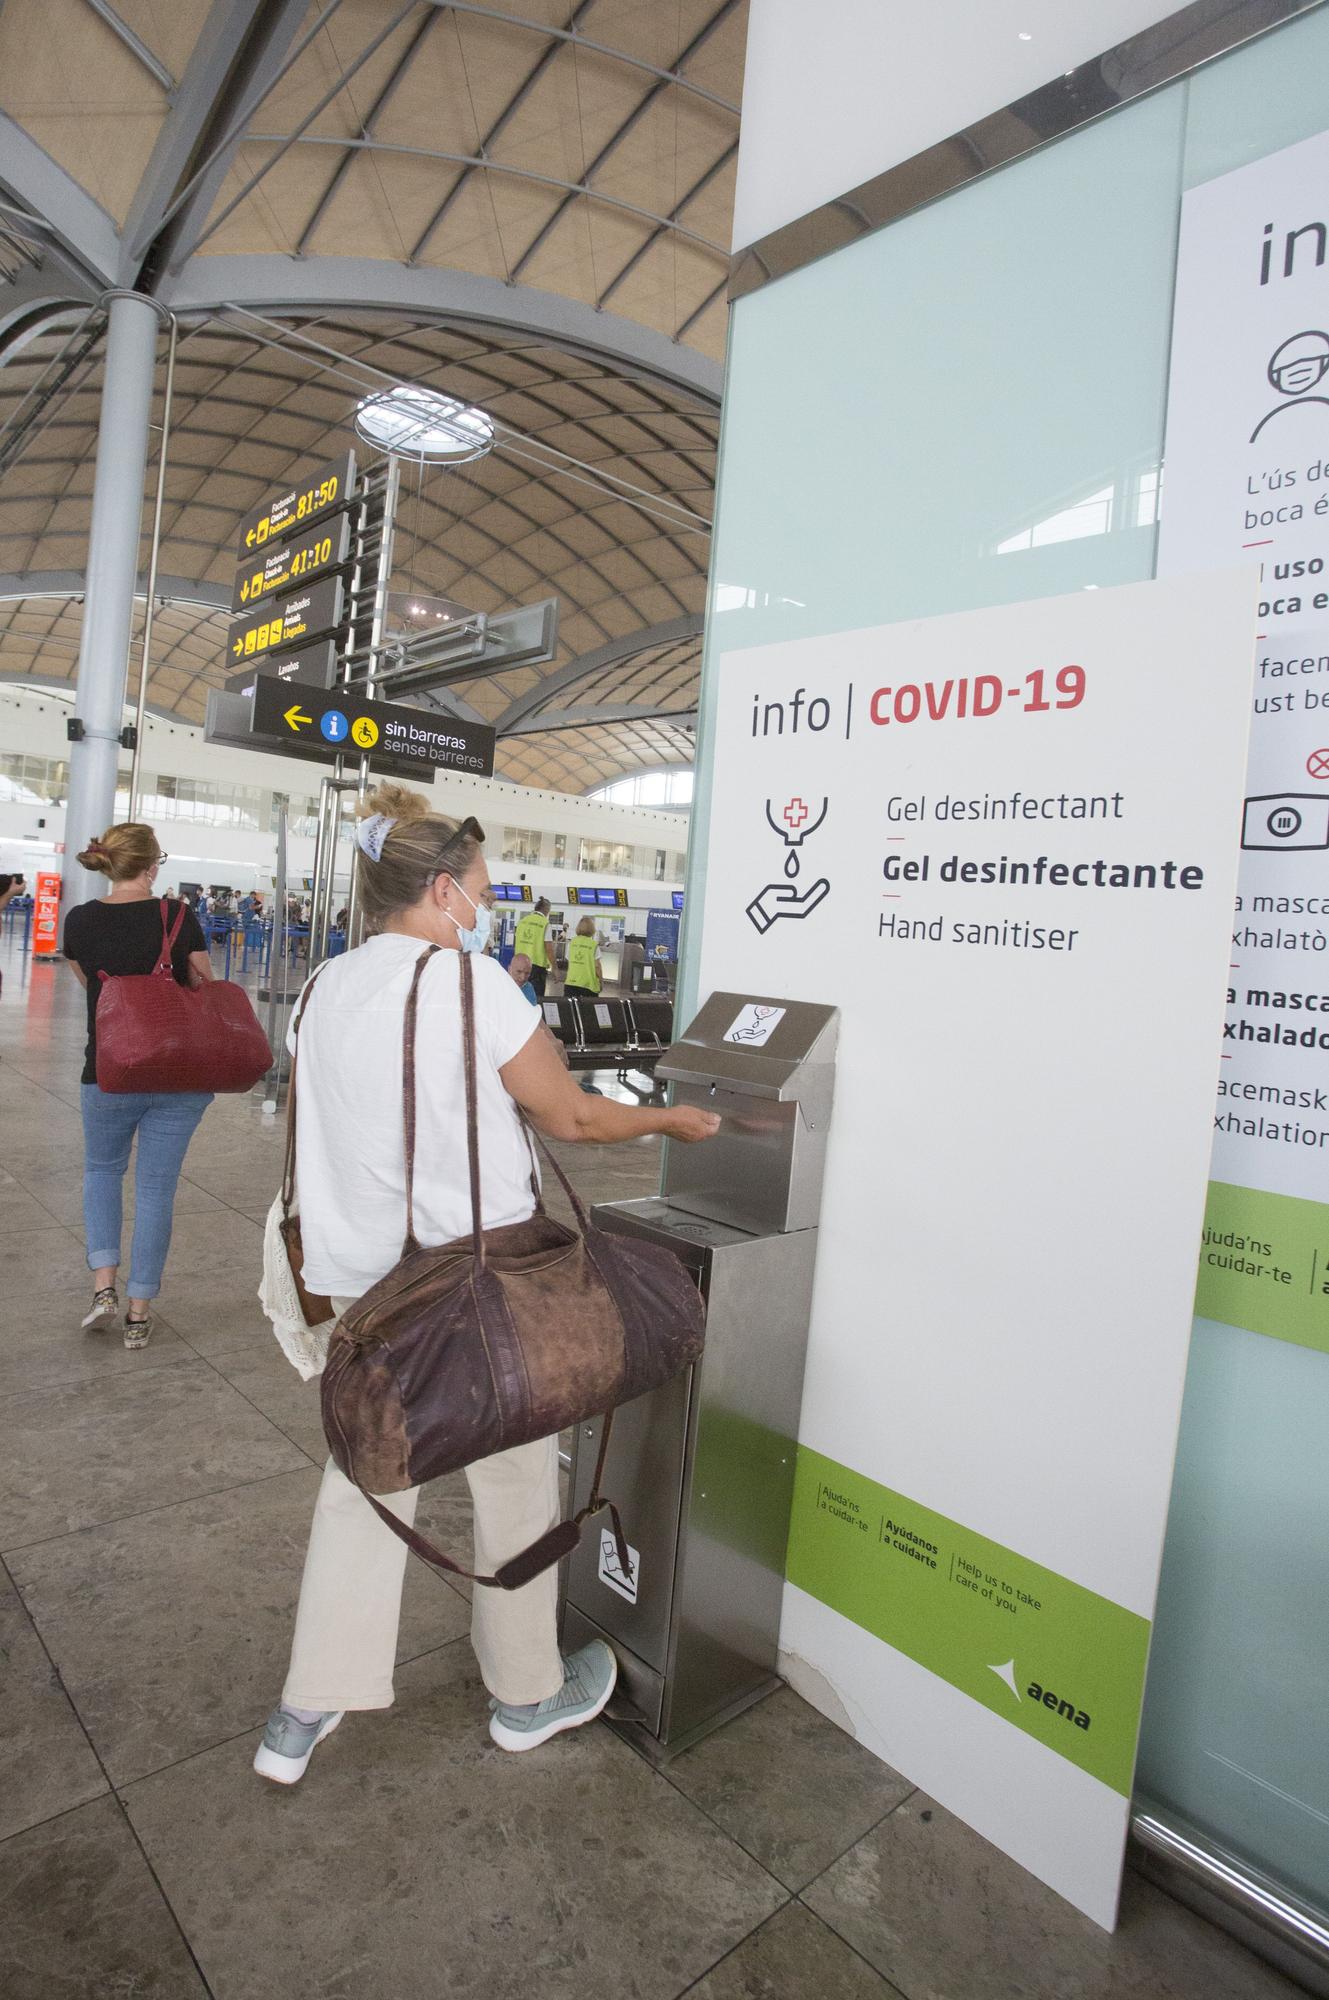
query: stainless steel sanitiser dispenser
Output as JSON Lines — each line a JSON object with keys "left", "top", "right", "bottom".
{"left": 561, "top": 992, "right": 839, "bottom": 1763}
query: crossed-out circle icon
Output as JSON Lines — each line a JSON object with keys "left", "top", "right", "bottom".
{"left": 1307, "top": 747, "right": 1329, "bottom": 780}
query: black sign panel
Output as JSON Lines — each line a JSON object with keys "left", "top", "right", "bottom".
{"left": 223, "top": 638, "right": 338, "bottom": 699}
{"left": 566, "top": 886, "right": 629, "bottom": 907}
{"left": 235, "top": 451, "right": 355, "bottom": 555}
{"left": 205, "top": 688, "right": 429, "bottom": 783}
{"left": 251, "top": 676, "right": 496, "bottom": 778}
{"left": 231, "top": 512, "right": 350, "bottom": 613}
{"left": 227, "top": 575, "right": 344, "bottom": 668}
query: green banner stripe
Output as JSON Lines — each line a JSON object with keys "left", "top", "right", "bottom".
{"left": 786, "top": 1448, "right": 1151, "bottom": 1796}
{"left": 1195, "top": 1181, "right": 1329, "bottom": 1355}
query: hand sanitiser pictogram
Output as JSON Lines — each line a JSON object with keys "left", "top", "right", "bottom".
{"left": 746, "top": 795, "right": 831, "bottom": 933}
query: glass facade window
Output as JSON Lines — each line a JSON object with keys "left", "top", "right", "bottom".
{"left": 589, "top": 769, "right": 694, "bottom": 809}
{"left": 502, "top": 825, "right": 542, "bottom": 865}
{"left": 0, "top": 752, "right": 69, "bottom": 803}
{"left": 578, "top": 838, "right": 634, "bottom": 874}
{"left": 1, "top": 747, "right": 685, "bottom": 883}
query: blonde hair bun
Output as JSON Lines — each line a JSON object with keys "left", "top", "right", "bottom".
{"left": 77, "top": 822, "right": 160, "bottom": 881}
{"left": 358, "top": 782, "right": 430, "bottom": 825}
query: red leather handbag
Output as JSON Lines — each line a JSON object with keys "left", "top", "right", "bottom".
{"left": 95, "top": 899, "right": 273, "bottom": 1094}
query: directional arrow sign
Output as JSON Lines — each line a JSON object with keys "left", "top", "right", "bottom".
{"left": 230, "top": 511, "right": 350, "bottom": 613}
{"left": 235, "top": 451, "right": 355, "bottom": 557}
{"left": 227, "top": 575, "right": 344, "bottom": 667}
{"left": 251, "top": 675, "right": 496, "bottom": 777}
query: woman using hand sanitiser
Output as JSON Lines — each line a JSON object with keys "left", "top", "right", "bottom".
{"left": 254, "top": 785, "right": 719, "bottom": 1785}
{"left": 62, "top": 824, "right": 214, "bottom": 1350}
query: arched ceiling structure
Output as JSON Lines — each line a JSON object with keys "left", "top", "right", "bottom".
{"left": 0, "top": 0, "right": 746, "bottom": 791}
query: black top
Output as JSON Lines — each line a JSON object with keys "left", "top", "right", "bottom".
{"left": 63, "top": 897, "right": 206, "bottom": 1085}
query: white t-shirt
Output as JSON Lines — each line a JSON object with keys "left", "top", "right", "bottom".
{"left": 289, "top": 937, "right": 541, "bottom": 1296}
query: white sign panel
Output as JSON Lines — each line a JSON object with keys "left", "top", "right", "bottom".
{"left": 597, "top": 1530, "right": 639, "bottom": 1603}
{"left": 723, "top": 1003, "right": 786, "bottom": 1046}
{"left": 693, "top": 575, "right": 1254, "bottom": 1927}
{"left": 1157, "top": 125, "right": 1329, "bottom": 1359}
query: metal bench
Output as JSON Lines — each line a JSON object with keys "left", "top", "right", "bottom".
{"left": 539, "top": 994, "right": 675, "bottom": 1097}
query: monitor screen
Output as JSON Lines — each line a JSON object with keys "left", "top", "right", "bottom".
{"left": 671, "top": 891, "right": 685, "bottom": 911}
{"left": 566, "top": 885, "right": 627, "bottom": 907}
{"left": 491, "top": 883, "right": 531, "bottom": 903}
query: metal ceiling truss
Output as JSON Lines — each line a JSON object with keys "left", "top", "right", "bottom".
{"left": 595, "top": 140, "right": 738, "bottom": 311}
{"left": 82, "top": 0, "right": 176, "bottom": 92}
{"left": 183, "top": 2, "right": 427, "bottom": 263}
{"left": 130, "top": 0, "right": 347, "bottom": 281}
{"left": 508, "top": 0, "right": 743, "bottom": 284}
{"left": 0, "top": 307, "right": 105, "bottom": 478}
{"left": 0, "top": 573, "right": 230, "bottom": 610}
{"left": 198, "top": 0, "right": 744, "bottom": 270}
{"left": 251, "top": 132, "right": 730, "bottom": 266}
{"left": 493, "top": 614, "right": 704, "bottom": 730}
{"left": 427, "top": 1, "right": 739, "bottom": 112}
{"left": 503, "top": 699, "right": 697, "bottom": 735}
{"left": 294, "top": 7, "right": 444, "bottom": 257}
{"left": 164, "top": 255, "right": 724, "bottom": 403}
{"left": 0, "top": 115, "right": 120, "bottom": 288}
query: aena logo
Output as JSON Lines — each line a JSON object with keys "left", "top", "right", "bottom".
{"left": 988, "top": 1657, "right": 1090, "bottom": 1731}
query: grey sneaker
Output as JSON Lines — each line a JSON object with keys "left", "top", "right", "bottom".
{"left": 488, "top": 1640, "right": 618, "bottom": 1753}
{"left": 81, "top": 1287, "right": 118, "bottom": 1331}
{"left": 253, "top": 1706, "right": 344, "bottom": 1785}
{"left": 123, "top": 1314, "right": 152, "bottom": 1351}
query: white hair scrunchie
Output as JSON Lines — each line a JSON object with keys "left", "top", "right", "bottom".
{"left": 356, "top": 813, "right": 396, "bottom": 863}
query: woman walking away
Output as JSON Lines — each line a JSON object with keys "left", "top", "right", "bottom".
{"left": 255, "top": 785, "right": 718, "bottom": 1784}
{"left": 63, "top": 823, "right": 213, "bottom": 1349}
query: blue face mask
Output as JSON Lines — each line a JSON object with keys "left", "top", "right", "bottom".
{"left": 447, "top": 880, "right": 492, "bottom": 955}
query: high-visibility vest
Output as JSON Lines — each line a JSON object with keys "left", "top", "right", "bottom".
{"left": 514, "top": 910, "right": 549, "bottom": 966}
{"left": 566, "top": 933, "right": 600, "bottom": 992}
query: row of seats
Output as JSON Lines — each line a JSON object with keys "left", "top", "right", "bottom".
{"left": 541, "top": 993, "right": 674, "bottom": 1081}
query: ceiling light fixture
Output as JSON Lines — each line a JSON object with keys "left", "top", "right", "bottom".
{"left": 354, "top": 383, "right": 496, "bottom": 463}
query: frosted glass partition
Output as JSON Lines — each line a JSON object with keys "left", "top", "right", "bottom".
{"left": 687, "top": 3, "right": 1329, "bottom": 1914}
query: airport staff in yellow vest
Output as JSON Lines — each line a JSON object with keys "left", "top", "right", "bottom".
{"left": 513, "top": 897, "right": 553, "bottom": 998}
{"left": 564, "top": 916, "right": 603, "bottom": 998}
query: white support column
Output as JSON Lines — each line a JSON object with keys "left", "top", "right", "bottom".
{"left": 59, "top": 291, "right": 159, "bottom": 932}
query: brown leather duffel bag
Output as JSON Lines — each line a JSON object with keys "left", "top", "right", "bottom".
{"left": 320, "top": 944, "right": 705, "bottom": 1589}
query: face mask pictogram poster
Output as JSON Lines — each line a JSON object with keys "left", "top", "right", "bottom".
{"left": 691, "top": 572, "right": 1256, "bottom": 1927}
{"left": 1156, "top": 124, "right": 1329, "bottom": 1360}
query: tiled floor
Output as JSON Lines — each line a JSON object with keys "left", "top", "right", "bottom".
{"left": 0, "top": 933, "right": 1306, "bottom": 1999}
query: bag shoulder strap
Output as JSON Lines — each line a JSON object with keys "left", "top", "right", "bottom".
{"left": 457, "top": 953, "right": 593, "bottom": 1249}
{"left": 158, "top": 895, "right": 188, "bottom": 972}
{"left": 282, "top": 962, "right": 330, "bottom": 1222}
{"left": 401, "top": 944, "right": 441, "bottom": 1255}
{"left": 361, "top": 1406, "right": 631, "bottom": 1592}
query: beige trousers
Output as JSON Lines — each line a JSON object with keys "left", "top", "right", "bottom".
{"left": 284, "top": 1301, "right": 564, "bottom": 1711}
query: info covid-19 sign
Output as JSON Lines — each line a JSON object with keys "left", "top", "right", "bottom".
{"left": 1158, "top": 124, "right": 1329, "bottom": 1359}
{"left": 692, "top": 572, "right": 1256, "bottom": 1927}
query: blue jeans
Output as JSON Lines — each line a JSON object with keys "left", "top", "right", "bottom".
{"left": 81, "top": 1086, "right": 212, "bottom": 1299}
